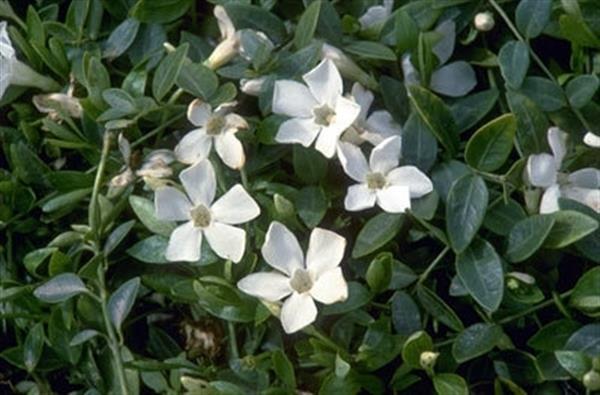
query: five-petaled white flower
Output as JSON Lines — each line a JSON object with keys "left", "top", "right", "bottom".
{"left": 526, "top": 127, "right": 600, "bottom": 213}
{"left": 272, "top": 59, "right": 361, "bottom": 158}
{"left": 155, "top": 160, "right": 260, "bottom": 262}
{"left": 237, "top": 222, "right": 348, "bottom": 334}
{"left": 337, "top": 136, "right": 433, "bottom": 213}
{"left": 584, "top": 131, "right": 600, "bottom": 148}
{"left": 359, "top": 0, "right": 394, "bottom": 32}
{"left": 175, "top": 99, "right": 248, "bottom": 170}
{"left": 343, "top": 82, "right": 402, "bottom": 146}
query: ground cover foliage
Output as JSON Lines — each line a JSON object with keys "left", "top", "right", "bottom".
{"left": 0, "top": 0, "right": 599, "bottom": 394}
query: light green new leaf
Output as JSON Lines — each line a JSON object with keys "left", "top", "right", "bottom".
{"left": 446, "top": 174, "right": 489, "bottom": 253}
{"left": 465, "top": 113, "right": 516, "bottom": 172}
{"left": 456, "top": 239, "right": 504, "bottom": 313}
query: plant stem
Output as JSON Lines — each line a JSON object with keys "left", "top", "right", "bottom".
{"left": 130, "top": 112, "right": 186, "bottom": 149}
{"left": 240, "top": 166, "right": 249, "bottom": 190}
{"left": 98, "top": 258, "right": 130, "bottom": 395}
{"left": 498, "top": 289, "right": 573, "bottom": 325}
{"left": 227, "top": 322, "right": 239, "bottom": 359}
{"left": 417, "top": 247, "right": 450, "bottom": 286}
{"left": 89, "top": 132, "right": 112, "bottom": 242}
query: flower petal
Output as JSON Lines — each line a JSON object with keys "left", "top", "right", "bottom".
{"left": 561, "top": 187, "right": 600, "bottom": 213}
{"left": 369, "top": 136, "right": 402, "bottom": 174}
{"left": 174, "top": 128, "right": 212, "bottom": 165}
{"left": 351, "top": 82, "right": 373, "bottom": 121}
{"left": 345, "top": 183, "right": 376, "bottom": 211}
{"left": 204, "top": 222, "right": 247, "bottom": 263}
{"left": 314, "top": 126, "right": 344, "bottom": 158}
{"left": 568, "top": 168, "right": 600, "bottom": 189}
{"left": 215, "top": 132, "right": 245, "bottom": 169}
{"left": 211, "top": 184, "right": 260, "bottom": 224}
{"left": 547, "top": 127, "right": 567, "bottom": 168}
{"left": 306, "top": 228, "right": 346, "bottom": 276}
{"left": 276, "top": 117, "right": 321, "bottom": 147}
{"left": 386, "top": 166, "right": 434, "bottom": 198}
{"left": 237, "top": 272, "right": 292, "bottom": 302}
{"left": 166, "top": 221, "right": 203, "bottom": 262}
{"left": 280, "top": 292, "right": 317, "bottom": 334}
{"left": 272, "top": 80, "right": 318, "bottom": 118}
{"left": 527, "top": 153, "right": 557, "bottom": 188}
{"left": 261, "top": 221, "right": 304, "bottom": 276}
{"left": 376, "top": 185, "right": 411, "bottom": 213}
{"left": 364, "top": 110, "right": 402, "bottom": 143}
{"left": 337, "top": 141, "right": 369, "bottom": 182}
{"left": 584, "top": 131, "right": 600, "bottom": 148}
{"left": 179, "top": 160, "right": 217, "bottom": 206}
{"left": 310, "top": 267, "right": 348, "bottom": 304}
{"left": 539, "top": 184, "right": 560, "bottom": 214}
{"left": 303, "top": 59, "right": 343, "bottom": 107}
{"left": 155, "top": 186, "right": 192, "bottom": 221}
{"left": 224, "top": 113, "right": 248, "bottom": 132}
{"left": 187, "top": 99, "right": 212, "bottom": 127}
{"left": 331, "top": 96, "right": 361, "bottom": 135}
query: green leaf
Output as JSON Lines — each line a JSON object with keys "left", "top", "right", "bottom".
{"left": 177, "top": 62, "right": 219, "bottom": 100}
{"left": 23, "top": 323, "right": 44, "bottom": 372}
{"left": 70, "top": 329, "right": 100, "bottom": 346}
{"left": 271, "top": 349, "right": 296, "bottom": 389}
{"left": 544, "top": 210, "right": 599, "bottom": 249}
{"left": 129, "top": 195, "right": 176, "bottom": 237}
{"left": 446, "top": 175, "right": 489, "bottom": 253}
{"left": 34, "top": 273, "right": 87, "bottom": 303}
{"left": 433, "top": 373, "right": 469, "bottom": 395}
{"left": 528, "top": 320, "right": 580, "bottom": 352}
{"left": 24, "top": 247, "right": 56, "bottom": 276}
{"left": 465, "top": 114, "right": 516, "bottom": 172}
{"left": 401, "top": 113, "right": 438, "bottom": 172}
{"left": 505, "top": 214, "right": 555, "bottom": 262}
{"left": 519, "top": 77, "right": 566, "bottom": 112}
{"left": 498, "top": 41, "right": 529, "bottom": 89}
{"left": 103, "top": 18, "right": 140, "bottom": 59}
{"left": 131, "top": 0, "right": 193, "bottom": 24}
{"left": 294, "top": 0, "right": 320, "bottom": 49}
{"left": 108, "top": 277, "right": 140, "bottom": 331}
{"left": 152, "top": 43, "right": 188, "bottom": 101}
{"left": 565, "top": 324, "right": 600, "bottom": 357}
{"left": 380, "top": 76, "right": 410, "bottom": 124}
{"left": 559, "top": 14, "right": 600, "bottom": 48}
{"left": 452, "top": 323, "right": 502, "bottom": 363}
{"left": 401, "top": 331, "right": 433, "bottom": 369}
{"left": 416, "top": 285, "right": 464, "bottom": 332}
{"left": 515, "top": 0, "right": 552, "bottom": 39}
{"left": 456, "top": 239, "right": 504, "bottom": 313}
{"left": 391, "top": 291, "right": 421, "bottom": 336}
{"left": 223, "top": 4, "right": 286, "bottom": 44}
{"left": 295, "top": 186, "right": 328, "bottom": 228}
{"left": 408, "top": 85, "right": 460, "bottom": 156}
{"left": 352, "top": 213, "right": 405, "bottom": 258}
{"left": 570, "top": 267, "right": 600, "bottom": 317}
{"left": 322, "top": 282, "right": 371, "bottom": 315}
{"left": 484, "top": 198, "right": 527, "bottom": 236}
{"left": 292, "top": 145, "right": 328, "bottom": 184}
{"left": 104, "top": 220, "right": 136, "bottom": 256}
{"left": 102, "top": 88, "right": 137, "bottom": 113}
{"left": 506, "top": 91, "right": 549, "bottom": 157}
{"left": 450, "top": 89, "right": 499, "bottom": 133}
{"left": 366, "top": 254, "right": 393, "bottom": 293}
{"left": 126, "top": 235, "right": 170, "bottom": 264}
{"left": 344, "top": 41, "right": 397, "bottom": 61}
{"left": 42, "top": 188, "right": 92, "bottom": 213}
{"left": 555, "top": 351, "right": 592, "bottom": 380}
{"left": 565, "top": 74, "right": 599, "bottom": 109}
{"left": 431, "top": 160, "right": 470, "bottom": 202}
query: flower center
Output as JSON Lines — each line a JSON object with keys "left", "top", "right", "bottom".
{"left": 206, "top": 115, "right": 226, "bottom": 136}
{"left": 289, "top": 269, "right": 313, "bottom": 294}
{"left": 366, "top": 172, "right": 386, "bottom": 190}
{"left": 313, "top": 104, "right": 336, "bottom": 126}
{"left": 190, "top": 204, "right": 212, "bottom": 228}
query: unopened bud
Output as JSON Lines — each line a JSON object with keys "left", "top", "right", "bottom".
{"left": 474, "top": 12, "right": 495, "bottom": 32}
{"left": 321, "top": 44, "right": 377, "bottom": 90}
{"left": 419, "top": 351, "right": 439, "bottom": 370}
{"left": 240, "top": 77, "right": 267, "bottom": 96}
{"left": 583, "top": 370, "right": 600, "bottom": 391}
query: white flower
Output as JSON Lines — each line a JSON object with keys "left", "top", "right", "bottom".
{"left": 240, "top": 76, "right": 267, "bottom": 96}
{"left": 321, "top": 43, "right": 378, "bottom": 91}
{"left": 584, "top": 131, "right": 600, "bottom": 148}
{"left": 359, "top": 0, "right": 393, "bottom": 31}
{"left": 337, "top": 136, "right": 433, "bottom": 213}
{"left": 205, "top": 6, "right": 239, "bottom": 70}
{"left": 175, "top": 99, "right": 248, "bottom": 170}
{"left": 342, "top": 82, "right": 401, "bottom": 146}
{"left": 0, "top": 21, "right": 59, "bottom": 99}
{"left": 272, "top": 59, "right": 361, "bottom": 158}
{"left": 155, "top": 160, "right": 260, "bottom": 262}
{"left": 526, "top": 127, "right": 600, "bottom": 213}
{"left": 237, "top": 222, "right": 348, "bottom": 334}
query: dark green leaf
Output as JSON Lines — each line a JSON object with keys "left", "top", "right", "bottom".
{"left": 515, "top": 0, "right": 552, "bottom": 39}
{"left": 108, "top": 277, "right": 140, "bottom": 330}
{"left": 177, "top": 62, "right": 219, "bottom": 100}
{"left": 294, "top": 0, "right": 320, "bottom": 49}
{"left": 127, "top": 235, "right": 170, "bottom": 264}
{"left": 345, "top": 41, "right": 396, "bottom": 61}
{"left": 544, "top": 210, "right": 598, "bottom": 249}
{"left": 432, "top": 373, "right": 468, "bottom": 395}
{"left": 391, "top": 291, "right": 421, "bottom": 336}
{"left": 223, "top": 4, "right": 286, "bottom": 44}
{"left": 452, "top": 323, "right": 502, "bottom": 363}
{"left": 416, "top": 285, "right": 464, "bottom": 332}
{"left": 555, "top": 351, "right": 591, "bottom": 380}
{"left": 506, "top": 91, "right": 549, "bottom": 157}
{"left": 103, "top": 18, "right": 140, "bottom": 59}
{"left": 570, "top": 267, "right": 600, "bottom": 317}
{"left": 366, "top": 254, "right": 392, "bottom": 293}
{"left": 104, "top": 220, "right": 135, "bottom": 256}
{"left": 401, "top": 113, "right": 438, "bottom": 172}
{"left": 34, "top": 273, "right": 87, "bottom": 303}
{"left": 528, "top": 320, "right": 580, "bottom": 352}
{"left": 565, "top": 324, "right": 600, "bottom": 357}
{"left": 465, "top": 114, "right": 516, "bottom": 172}
{"left": 271, "top": 349, "right": 296, "bottom": 389}
{"left": 519, "top": 77, "right": 566, "bottom": 112}
{"left": 292, "top": 145, "right": 328, "bottom": 184}
{"left": 402, "top": 331, "right": 433, "bottom": 369}
{"left": 152, "top": 44, "right": 188, "bottom": 101}
{"left": 498, "top": 41, "right": 529, "bottom": 89}
{"left": 450, "top": 89, "right": 499, "bottom": 133}
{"left": 352, "top": 213, "right": 405, "bottom": 258}
{"left": 380, "top": 76, "right": 409, "bottom": 124}
{"left": 483, "top": 199, "right": 527, "bottom": 236}
{"left": 131, "top": 0, "right": 193, "bottom": 24}
{"left": 565, "top": 74, "right": 599, "bottom": 109}
{"left": 23, "top": 323, "right": 44, "bottom": 372}
{"left": 505, "top": 214, "right": 555, "bottom": 262}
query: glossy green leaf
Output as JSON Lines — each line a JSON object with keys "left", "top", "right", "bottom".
{"left": 565, "top": 74, "right": 599, "bottom": 109}
{"left": 108, "top": 277, "right": 140, "bottom": 330}
{"left": 345, "top": 41, "right": 397, "bottom": 61}
{"left": 129, "top": 195, "right": 175, "bottom": 237}
{"left": 456, "top": 239, "right": 504, "bottom": 313}
{"left": 417, "top": 285, "right": 464, "bottom": 332}
{"left": 452, "top": 323, "right": 502, "bottom": 363}
{"left": 527, "top": 320, "right": 580, "bottom": 352}
{"left": 131, "top": 0, "right": 193, "bottom": 24}
{"left": 34, "top": 273, "right": 87, "bottom": 303}
{"left": 465, "top": 114, "right": 516, "bottom": 172}
{"left": 570, "top": 267, "right": 600, "bottom": 317}
{"left": 366, "top": 254, "right": 393, "bottom": 293}
{"left": 177, "top": 62, "right": 219, "bottom": 100}
{"left": 223, "top": 4, "right": 286, "bottom": 44}
{"left": 103, "top": 18, "right": 139, "bottom": 59}
{"left": 391, "top": 291, "right": 421, "bottom": 336}
{"left": 272, "top": 349, "right": 296, "bottom": 389}
{"left": 519, "top": 77, "right": 566, "bottom": 112}
{"left": 450, "top": 89, "right": 499, "bottom": 133}
{"left": 506, "top": 91, "right": 549, "bottom": 157}
{"left": 505, "top": 214, "right": 555, "bottom": 262}
{"left": 555, "top": 351, "right": 591, "bottom": 380}
{"left": 352, "top": 213, "right": 405, "bottom": 258}
{"left": 402, "top": 331, "right": 433, "bottom": 369}
{"left": 515, "top": 0, "right": 552, "bottom": 39}
{"left": 498, "top": 41, "right": 529, "bottom": 89}
{"left": 433, "top": 373, "right": 469, "bottom": 395}
{"left": 23, "top": 323, "right": 44, "bottom": 372}
{"left": 294, "top": 0, "right": 320, "bottom": 49}
{"left": 544, "top": 210, "right": 599, "bottom": 249}
{"left": 446, "top": 174, "right": 489, "bottom": 253}
{"left": 565, "top": 324, "right": 600, "bottom": 357}
{"left": 152, "top": 43, "right": 188, "bottom": 101}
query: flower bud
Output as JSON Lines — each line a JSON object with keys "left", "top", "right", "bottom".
{"left": 419, "top": 351, "right": 439, "bottom": 370}
{"left": 584, "top": 131, "right": 600, "bottom": 148}
{"left": 583, "top": 370, "right": 600, "bottom": 391}
{"left": 240, "top": 77, "right": 267, "bottom": 96}
{"left": 474, "top": 12, "right": 495, "bottom": 32}
{"left": 321, "top": 43, "right": 377, "bottom": 90}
